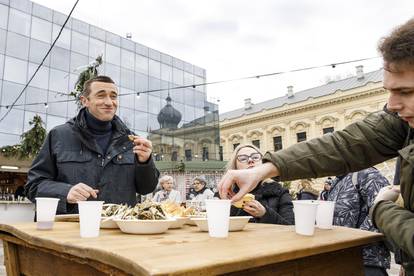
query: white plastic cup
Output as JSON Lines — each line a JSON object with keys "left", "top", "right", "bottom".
{"left": 78, "top": 201, "right": 104, "bottom": 238}
{"left": 292, "top": 200, "right": 319, "bottom": 236}
{"left": 35, "top": 197, "right": 60, "bottom": 230}
{"left": 316, "top": 200, "right": 335, "bottom": 229}
{"left": 205, "top": 199, "right": 231, "bottom": 238}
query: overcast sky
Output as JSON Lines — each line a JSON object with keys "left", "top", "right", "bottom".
{"left": 32, "top": 0, "right": 414, "bottom": 113}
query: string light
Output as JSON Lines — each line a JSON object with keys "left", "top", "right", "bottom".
{"left": 136, "top": 92, "right": 141, "bottom": 99}
{"left": 44, "top": 103, "right": 48, "bottom": 109}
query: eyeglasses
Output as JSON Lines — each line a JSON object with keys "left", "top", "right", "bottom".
{"left": 236, "top": 153, "right": 262, "bottom": 163}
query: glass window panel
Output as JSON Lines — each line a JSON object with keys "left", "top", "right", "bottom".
{"left": 134, "top": 111, "right": 147, "bottom": 131}
{"left": 47, "top": 91, "right": 67, "bottom": 117}
{"left": 195, "top": 108, "right": 204, "bottom": 119}
{"left": 9, "top": 8, "right": 31, "bottom": 36}
{"left": 120, "top": 68, "right": 134, "bottom": 90}
{"left": 161, "top": 64, "right": 172, "bottom": 82}
{"left": 0, "top": 133, "right": 20, "bottom": 147}
{"left": 0, "top": 107, "right": 23, "bottom": 134}
{"left": 119, "top": 88, "right": 134, "bottom": 109}
{"left": 52, "top": 24, "right": 71, "bottom": 50}
{"left": 148, "top": 49, "right": 160, "bottom": 61}
{"left": 0, "top": 29, "right": 5, "bottom": 54}
{"left": 184, "top": 62, "right": 193, "bottom": 73}
{"left": 106, "top": 32, "right": 120, "bottom": 46}
{"left": 161, "top": 53, "right": 172, "bottom": 65}
{"left": 31, "top": 17, "right": 52, "bottom": 43}
{"left": 135, "top": 54, "right": 148, "bottom": 74}
{"left": 71, "top": 18, "right": 89, "bottom": 35}
{"left": 70, "top": 52, "right": 88, "bottom": 72}
{"left": 10, "top": 0, "right": 31, "bottom": 13}
{"left": 194, "top": 66, "right": 204, "bottom": 77}
{"left": 52, "top": 10, "right": 70, "bottom": 26}
{"left": 29, "top": 39, "right": 50, "bottom": 65}
{"left": 184, "top": 72, "right": 194, "bottom": 86}
{"left": 135, "top": 72, "right": 148, "bottom": 93}
{"left": 0, "top": 4, "right": 9, "bottom": 30}
{"left": 90, "top": 25, "right": 105, "bottom": 40}
{"left": 184, "top": 104, "right": 195, "bottom": 122}
{"left": 25, "top": 86, "right": 47, "bottom": 113}
{"left": 0, "top": 54, "right": 3, "bottom": 79}
{"left": 32, "top": 3, "right": 52, "bottom": 21}
{"left": 6, "top": 31, "right": 29, "bottom": 60}
{"left": 104, "top": 63, "right": 120, "bottom": 85}
{"left": 67, "top": 99, "right": 78, "bottom": 118}
{"left": 28, "top": 62, "right": 49, "bottom": 90}
{"left": 172, "top": 68, "right": 183, "bottom": 85}
{"left": 119, "top": 107, "right": 134, "bottom": 129}
{"left": 4, "top": 56, "right": 27, "bottom": 84}
{"left": 172, "top": 101, "right": 184, "bottom": 117}
{"left": 173, "top": 58, "right": 183, "bottom": 70}
{"left": 135, "top": 43, "right": 148, "bottom": 56}
{"left": 159, "top": 81, "right": 169, "bottom": 100}
{"left": 50, "top": 46, "right": 70, "bottom": 71}
{"left": 134, "top": 92, "right": 147, "bottom": 112}
{"left": 1, "top": 81, "right": 25, "bottom": 106}
{"left": 121, "top": 49, "right": 134, "bottom": 70}
{"left": 71, "top": 31, "right": 89, "bottom": 54}
{"left": 89, "top": 37, "right": 105, "bottom": 59}
{"left": 49, "top": 68, "right": 68, "bottom": 93}
{"left": 105, "top": 43, "right": 120, "bottom": 66}
{"left": 194, "top": 91, "right": 205, "bottom": 108}
{"left": 149, "top": 77, "right": 161, "bottom": 97}
{"left": 194, "top": 75, "right": 204, "bottom": 88}
{"left": 184, "top": 89, "right": 195, "bottom": 106}
{"left": 148, "top": 59, "right": 160, "bottom": 78}
{"left": 171, "top": 88, "right": 184, "bottom": 104}
{"left": 68, "top": 73, "right": 78, "bottom": 92}
{"left": 148, "top": 113, "right": 159, "bottom": 132}
{"left": 148, "top": 95, "right": 161, "bottom": 115}
{"left": 24, "top": 111, "right": 46, "bottom": 132}
{"left": 46, "top": 115, "right": 66, "bottom": 132}
{"left": 121, "top": 37, "right": 134, "bottom": 51}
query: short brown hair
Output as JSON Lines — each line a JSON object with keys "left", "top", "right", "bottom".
{"left": 82, "top": 75, "right": 115, "bottom": 98}
{"left": 378, "top": 18, "right": 414, "bottom": 69}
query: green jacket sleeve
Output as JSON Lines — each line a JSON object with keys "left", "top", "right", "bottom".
{"left": 263, "top": 111, "right": 407, "bottom": 181}
{"left": 370, "top": 200, "right": 414, "bottom": 259}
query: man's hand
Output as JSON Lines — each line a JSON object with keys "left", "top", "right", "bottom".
{"left": 218, "top": 163, "right": 279, "bottom": 202}
{"left": 243, "top": 200, "right": 266, "bottom": 218}
{"left": 131, "top": 136, "right": 152, "bottom": 163}
{"left": 373, "top": 185, "right": 400, "bottom": 205}
{"left": 67, "top": 183, "right": 99, "bottom": 204}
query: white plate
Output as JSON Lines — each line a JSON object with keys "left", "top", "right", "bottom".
{"left": 100, "top": 217, "right": 118, "bottom": 229}
{"left": 191, "top": 216, "right": 252, "bottom": 232}
{"left": 185, "top": 214, "right": 207, "bottom": 226}
{"left": 168, "top": 217, "right": 189, "bottom": 229}
{"left": 114, "top": 218, "right": 175, "bottom": 234}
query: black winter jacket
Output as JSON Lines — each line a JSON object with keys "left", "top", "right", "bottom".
{"left": 230, "top": 180, "right": 294, "bottom": 225}
{"left": 25, "top": 108, "right": 159, "bottom": 214}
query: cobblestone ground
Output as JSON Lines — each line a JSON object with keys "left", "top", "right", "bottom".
{"left": 0, "top": 239, "right": 402, "bottom": 275}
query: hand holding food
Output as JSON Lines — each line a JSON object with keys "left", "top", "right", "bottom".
{"left": 243, "top": 200, "right": 266, "bottom": 218}
{"left": 233, "top": 193, "right": 255, "bottom": 208}
{"left": 128, "top": 135, "right": 153, "bottom": 163}
{"left": 67, "top": 183, "right": 99, "bottom": 204}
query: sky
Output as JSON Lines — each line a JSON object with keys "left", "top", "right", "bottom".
{"left": 32, "top": 0, "right": 414, "bottom": 113}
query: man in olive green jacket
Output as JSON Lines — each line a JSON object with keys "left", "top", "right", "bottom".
{"left": 218, "top": 18, "right": 414, "bottom": 275}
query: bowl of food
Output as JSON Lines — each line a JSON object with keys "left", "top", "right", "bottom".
{"left": 100, "top": 203, "right": 128, "bottom": 229}
{"left": 168, "top": 216, "right": 189, "bottom": 229}
{"left": 186, "top": 212, "right": 207, "bottom": 226}
{"left": 191, "top": 216, "right": 252, "bottom": 232}
{"left": 114, "top": 218, "right": 175, "bottom": 234}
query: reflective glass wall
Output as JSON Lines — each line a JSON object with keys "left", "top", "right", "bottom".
{"left": 0, "top": 0, "right": 220, "bottom": 161}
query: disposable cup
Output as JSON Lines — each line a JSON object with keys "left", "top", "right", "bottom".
{"left": 292, "top": 200, "right": 319, "bottom": 236}
{"left": 35, "top": 197, "right": 60, "bottom": 230}
{"left": 316, "top": 200, "right": 335, "bottom": 229}
{"left": 205, "top": 199, "right": 231, "bottom": 238}
{"left": 78, "top": 201, "right": 104, "bottom": 238}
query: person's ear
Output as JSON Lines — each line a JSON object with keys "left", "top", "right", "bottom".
{"left": 80, "top": 95, "right": 88, "bottom": 107}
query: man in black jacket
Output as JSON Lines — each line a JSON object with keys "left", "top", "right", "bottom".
{"left": 25, "top": 76, "right": 159, "bottom": 214}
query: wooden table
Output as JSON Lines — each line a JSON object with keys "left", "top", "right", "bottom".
{"left": 0, "top": 222, "right": 383, "bottom": 276}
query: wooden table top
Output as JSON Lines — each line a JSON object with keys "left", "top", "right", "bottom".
{"left": 0, "top": 222, "right": 383, "bottom": 275}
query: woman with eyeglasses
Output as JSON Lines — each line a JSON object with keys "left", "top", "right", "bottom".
{"left": 228, "top": 144, "right": 294, "bottom": 225}
{"left": 186, "top": 175, "right": 214, "bottom": 203}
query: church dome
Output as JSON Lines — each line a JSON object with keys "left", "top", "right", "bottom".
{"left": 157, "top": 95, "right": 182, "bottom": 129}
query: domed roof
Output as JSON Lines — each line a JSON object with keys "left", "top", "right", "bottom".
{"left": 157, "top": 95, "right": 182, "bottom": 129}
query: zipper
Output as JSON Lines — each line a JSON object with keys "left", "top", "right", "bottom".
{"left": 101, "top": 158, "right": 105, "bottom": 167}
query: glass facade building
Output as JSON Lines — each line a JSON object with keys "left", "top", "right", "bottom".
{"left": 0, "top": 0, "right": 220, "bottom": 162}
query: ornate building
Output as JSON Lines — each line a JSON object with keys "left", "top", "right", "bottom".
{"left": 219, "top": 66, "right": 396, "bottom": 186}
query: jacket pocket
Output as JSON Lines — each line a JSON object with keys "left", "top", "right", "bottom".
{"left": 56, "top": 151, "right": 93, "bottom": 184}
{"left": 111, "top": 152, "right": 135, "bottom": 165}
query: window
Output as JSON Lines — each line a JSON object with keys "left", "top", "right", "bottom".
{"left": 185, "top": 149, "right": 192, "bottom": 161}
{"left": 202, "top": 147, "right": 209, "bottom": 161}
{"left": 71, "top": 31, "right": 89, "bottom": 55}
{"left": 121, "top": 49, "right": 134, "bottom": 70}
{"left": 52, "top": 25, "right": 71, "bottom": 50}
{"left": 106, "top": 43, "right": 121, "bottom": 65}
{"left": 252, "top": 140, "right": 260, "bottom": 149}
{"left": 171, "top": 151, "right": 178, "bottom": 161}
{"left": 149, "top": 59, "right": 161, "bottom": 78}
{"left": 89, "top": 38, "right": 105, "bottom": 59}
{"left": 297, "top": 132, "right": 307, "bottom": 143}
{"left": 31, "top": 17, "right": 52, "bottom": 43}
{"left": 219, "top": 146, "right": 223, "bottom": 161}
{"left": 135, "top": 54, "right": 148, "bottom": 74}
{"left": 50, "top": 46, "right": 70, "bottom": 71}
{"left": 323, "top": 127, "right": 334, "bottom": 134}
{"left": 3, "top": 56, "right": 27, "bottom": 84}
{"left": 9, "top": 9, "right": 31, "bottom": 37}
{"left": 233, "top": 143, "right": 240, "bottom": 150}
{"left": 273, "top": 136, "right": 283, "bottom": 151}
{"left": 6, "top": 32, "right": 30, "bottom": 60}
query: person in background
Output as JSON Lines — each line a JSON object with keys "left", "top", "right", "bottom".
{"left": 227, "top": 144, "right": 294, "bottom": 225}
{"left": 153, "top": 175, "right": 181, "bottom": 203}
{"left": 319, "top": 177, "right": 333, "bottom": 201}
{"left": 296, "top": 179, "right": 319, "bottom": 200}
{"left": 186, "top": 175, "right": 214, "bottom": 209}
{"left": 328, "top": 168, "right": 390, "bottom": 276}
{"left": 14, "top": 175, "right": 26, "bottom": 201}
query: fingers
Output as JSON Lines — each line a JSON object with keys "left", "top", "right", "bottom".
{"left": 231, "top": 185, "right": 250, "bottom": 203}
{"left": 218, "top": 172, "right": 232, "bottom": 199}
{"left": 133, "top": 137, "right": 152, "bottom": 149}
{"left": 67, "top": 183, "right": 99, "bottom": 203}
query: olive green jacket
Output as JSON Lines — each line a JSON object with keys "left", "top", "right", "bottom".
{"left": 263, "top": 110, "right": 414, "bottom": 274}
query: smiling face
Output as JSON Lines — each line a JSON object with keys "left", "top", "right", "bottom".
{"left": 193, "top": 180, "right": 205, "bottom": 192}
{"left": 235, "top": 146, "right": 262, "bottom": 170}
{"left": 384, "top": 64, "right": 414, "bottom": 128}
{"left": 161, "top": 180, "right": 174, "bottom": 192}
{"left": 80, "top": 81, "right": 118, "bottom": 121}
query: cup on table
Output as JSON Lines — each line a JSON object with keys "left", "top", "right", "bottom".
{"left": 316, "top": 201, "right": 335, "bottom": 229}
{"left": 292, "top": 200, "right": 319, "bottom": 236}
{"left": 78, "top": 201, "right": 104, "bottom": 238}
{"left": 205, "top": 199, "right": 231, "bottom": 238}
{"left": 35, "top": 197, "right": 60, "bottom": 230}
